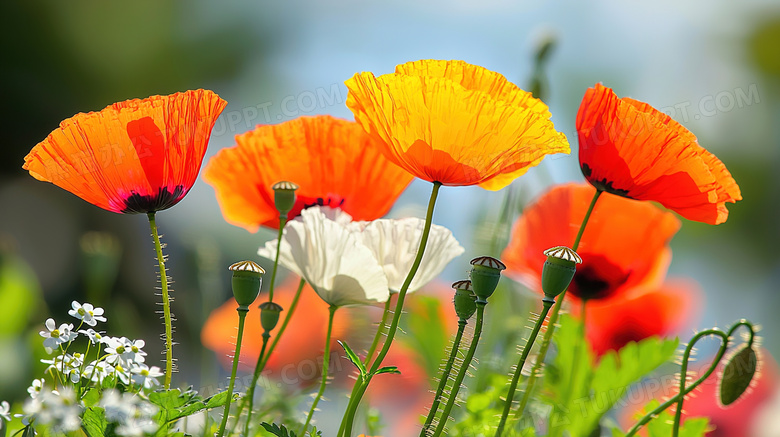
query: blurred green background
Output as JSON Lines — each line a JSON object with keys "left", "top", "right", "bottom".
{"left": 1, "top": 0, "right": 779, "bottom": 425}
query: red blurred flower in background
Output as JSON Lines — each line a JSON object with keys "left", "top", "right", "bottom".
{"left": 201, "top": 276, "right": 350, "bottom": 387}
{"left": 203, "top": 115, "right": 413, "bottom": 231}
{"left": 577, "top": 83, "right": 741, "bottom": 225}
{"left": 24, "top": 89, "right": 226, "bottom": 213}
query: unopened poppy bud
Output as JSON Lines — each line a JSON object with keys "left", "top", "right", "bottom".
{"left": 452, "top": 280, "right": 477, "bottom": 322}
{"left": 469, "top": 256, "right": 506, "bottom": 303}
{"left": 541, "top": 246, "right": 581, "bottom": 302}
{"left": 719, "top": 345, "right": 758, "bottom": 406}
{"left": 259, "top": 301, "right": 284, "bottom": 333}
{"left": 229, "top": 261, "right": 265, "bottom": 308}
{"left": 272, "top": 181, "right": 299, "bottom": 217}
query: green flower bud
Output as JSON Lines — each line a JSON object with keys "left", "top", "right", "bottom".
{"left": 541, "top": 246, "right": 581, "bottom": 302}
{"left": 719, "top": 345, "right": 758, "bottom": 406}
{"left": 469, "top": 256, "right": 506, "bottom": 303}
{"left": 451, "top": 280, "right": 477, "bottom": 322}
{"left": 259, "top": 301, "right": 284, "bottom": 333}
{"left": 272, "top": 181, "right": 299, "bottom": 217}
{"left": 229, "top": 261, "right": 265, "bottom": 308}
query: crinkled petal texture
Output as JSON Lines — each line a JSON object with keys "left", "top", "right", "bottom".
{"left": 203, "top": 115, "right": 413, "bottom": 231}
{"left": 577, "top": 83, "right": 741, "bottom": 224}
{"left": 258, "top": 206, "right": 390, "bottom": 307}
{"left": 502, "top": 183, "right": 681, "bottom": 302}
{"left": 23, "top": 89, "right": 227, "bottom": 214}
{"left": 349, "top": 218, "right": 464, "bottom": 293}
{"left": 345, "top": 60, "right": 570, "bottom": 190}
{"left": 585, "top": 281, "right": 699, "bottom": 356}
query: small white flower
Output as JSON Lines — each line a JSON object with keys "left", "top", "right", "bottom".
{"left": 100, "top": 389, "right": 158, "bottom": 436}
{"left": 258, "top": 206, "right": 389, "bottom": 307}
{"left": 130, "top": 364, "right": 164, "bottom": 389}
{"left": 39, "top": 318, "right": 76, "bottom": 351}
{"left": 105, "top": 337, "right": 146, "bottom": 366}
{"left": 349, "top": 217, "right": 465, "bottom": 293}
{"left": 78, "top": 328, "right": 106, "bottom": 345}
{"left": 22, "top": 388, "right": 82, "bottom": 433}
{"left": 113, "top": 364, "right": 132, "bottom": 385}
{"left": 41, "top": 354, "right": 82, "bottom": 382}
{"left": 27, "top": 378, "right": 44, "bottom": 399}
{"left": 0, "top": 401, "right": 11, "bottom": 421}
{"left": 68, "top": 301, "right": 107, "bottom": 326}
{"left": 83, "top": 360, "right": 114, "bottom": 384}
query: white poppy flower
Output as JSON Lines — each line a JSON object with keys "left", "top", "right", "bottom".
{"left": 258, "top": 206, "right": 390, "bottom": 307}
{"left": 350, "top": 217, "right": 464, "bottom": 293}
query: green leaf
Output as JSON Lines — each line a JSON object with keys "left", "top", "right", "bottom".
{"left": 373, "top": 366, "right": 401, "bottom": 376}
{"left": 82, "top": 407, "right": 108, "bottom": 437}
{"left": 720, "top": 345, "right": 757, "bottom": 406}
{"left": 339, "top": 340, "right": 367, "bottom": 377}
{"left": 81, "top": 388, "right": 101, "bottom": 407}
{"left": 545, "top": 315, "right": 679, "bottom": 436}
{"left": 260, "top": 422, "right": 296, "bottom": 437}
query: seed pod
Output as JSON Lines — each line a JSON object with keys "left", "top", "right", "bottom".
{"left": 452, "top": 280, "right": 477, "bottom": 322}
{"left": 469, "top": 256, "right": 506, "bottom": 303}
{"left": 272, "top": 181, "right": 299, "bottom": 217}
{"left": 229, "top": 261, "right": 265, "bottom": 308}
{"left": 719, "top": 345, "right": 758, "bottom": 406}
{"left": 259, "top": 301, "right": 284, "bottom": 333}
{"left": 541, "top": 246, "right": 582, "bottom": 301}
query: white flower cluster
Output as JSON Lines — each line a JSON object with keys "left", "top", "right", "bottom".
{"left": 100, "top": 389, "right": 158, "bottom": 436}
{"left": 20, "top": 387, "right": 82, "bottom": 433}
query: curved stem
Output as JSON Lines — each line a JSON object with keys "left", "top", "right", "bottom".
{"left": 626, "top": 329, "right": 729, "bottom": 437}
{"left": 302, "top": 305, "right": 337, "bottom": 434}
{"left": 364, "top": 296, "right": 394, "bottom": 367}
{"left": 242, "top": 335, "right": 269, "bottom": 436}
{"left": 495, "top": 300, "right": 553, "bottom": 436}
{"left": 340, "top": 181, "right": 442, "bottom": 436}
{"left": 235, "top": 278, "right": 306, "bottom": 431}
{"left": 216, "top": 307, "right": 249, "bottom": 437}
{"left": 421, "top": 320, "right": 467, "bottom": 436}
{"left": 432, "top": 303, "right": 486, "bottom": 437}
{"left": 509, "top": 189, "right": 601, "bottom": 421}
{"left": 147, "top": 211, "right": 174, "bottom": 389}
{"left": 268, "top": 217, "right": 287, "bottom": 302}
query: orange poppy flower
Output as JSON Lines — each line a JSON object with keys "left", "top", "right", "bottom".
{"left": 201, "top": 276, "right": 350, "bottom": 387}
{"left": 23, "top": 89, "right": 227, "bottom": 213}
{"left": 585, "top": 281, "right": 699, "bottom": 356}
{"left": 577, "top": 83, "right": 741, "bottom": 225}
{"left": 502, "top": 183, "right": 681, "bottom": 302}
{"left": 203, "top": 115, "right": 413, "bottom": 231}
{"left": 345, "top": 60, "right": 570, "bottom": 190}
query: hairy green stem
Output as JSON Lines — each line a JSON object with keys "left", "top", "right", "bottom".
{"left": 216, "top": 307, "right": 248, "bottom": 437}
{"left": 147, "top": 211, "right": 174, "bottom": 389}
{"left": 432, "top": 303, "right": 486, "bottom": 437}
{"left": 494, "top": 300, "right": 553, "bottom": 436}
{"left": 421, "top": 320, "right": 467, "bottom": 436}
{"left": 268, "top": 217, "right": 287, "bottom": 302}
{"left": 302, "top": 305, "right": 337, "bottom": 434}
{"left": 242, "top": 335, "right": 269, "bottom": 436}
{"left": 365, "top": 296, "right": 394, "bottom": 367}
{"left": 340, "top": 181, "right": 442, "bottom": 436}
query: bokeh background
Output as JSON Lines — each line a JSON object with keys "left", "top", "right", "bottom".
{"left": 2, "top": 0, "right": 780, "bottom": 434}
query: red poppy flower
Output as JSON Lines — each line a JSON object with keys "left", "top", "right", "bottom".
{"left": 201, "top": 276, "right": 350, "bottom": 387}
{"left": 345, "top": 59, "right": 570, "bottom": 190}
{"left": 577, "top": 83, "right": 741, "bottom": 225}
{"left": 203, "top": 115, "right": 413, "bottom": 231}
{"left": 502, "top": 183, "right": 680, "bottom": 302}
{"left": 585, "top": 281, "right": 700, "bottom": 356}
{"left": 23, "top": 89, "right": 227, "bottom": 213}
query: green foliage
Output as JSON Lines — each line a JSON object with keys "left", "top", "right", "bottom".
{"left": 149, "top": 388, "right": 232, "bottom": 425}
{"left": 82, "top": 407, "right": 108, "bottom": 437}
{"left": 544, "top": 315, "right": 679, "bottom": 436}
{"left": 340, "top": 340, "right": 367, "bottom": 379}
{"left": 612, "top": 400, "right": 711, "bottom": 437}
{"left": 260, "top": 422, "right": 322, "bottom": 437}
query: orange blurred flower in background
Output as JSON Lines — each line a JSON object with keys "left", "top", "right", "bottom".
{"left": 345, "top": 59, "right": 570, "bottom": 190}
{"left": 201, "top": 276, "right": 350, "bottom": 387}
{"left": 585, "top": 281, "right": 699, "bottom": 356}
{"left": 502, "top": 183, "right": 680, "bottom": 303}
{"left": 577, "top": 83, "right": 741, "bottom": 224}
{"left": 203, "top": 115, "right": 413, "bottom": 231}
{"left": 23, "top": 89, "right": 227, "bottom": 213}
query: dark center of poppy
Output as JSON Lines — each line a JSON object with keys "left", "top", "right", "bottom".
{"left": 580, "top": 163, "right": 632, "bottom": 198}
{"left": 286, "top": 194, "right": 346, "bottom": 220}
{"left": 569, "top": 255, "right": 631, "bottom": 300}
{"left": 121, "top": 185, "right": 185, "bottom": 214}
